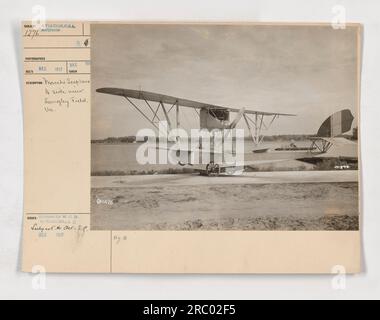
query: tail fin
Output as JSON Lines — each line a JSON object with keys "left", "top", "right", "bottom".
{"left": 317, "top": 109, "right": 354, "bottom": 137}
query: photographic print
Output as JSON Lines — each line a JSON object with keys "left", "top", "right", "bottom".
{"left": 91, "top": 23, "right": 359, "bottom": 231}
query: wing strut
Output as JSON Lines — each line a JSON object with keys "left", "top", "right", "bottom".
{"left": 160, "top": 102, "right": 172, "bottom": 132}
{"left": 176, "top": 102, "right": 180, "bottom": 128}
{"left": 125, "top": 97, "right": 159, "bottom": 131}
{"left": 243, "top": 113, "right": 280, "bottom": 146}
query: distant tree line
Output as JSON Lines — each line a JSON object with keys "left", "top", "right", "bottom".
{"left": 261, "top": 134, "right": 315, "bottom": 142}
{"left": 352, "top": 127, "right": 358, "bottom": 140}
{"left": 91, "top": 136, "right": 138, "bottom": 144}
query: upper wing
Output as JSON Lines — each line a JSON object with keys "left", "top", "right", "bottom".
{"left": 96, "top": 87, "right": 296, "bottom": 117}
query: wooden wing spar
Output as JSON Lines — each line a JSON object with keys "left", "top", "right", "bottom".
{"left": 96, "top": 88, "right": 296, "bottom": 116}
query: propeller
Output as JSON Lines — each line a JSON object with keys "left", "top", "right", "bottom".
{"left": 229, "top": 107, "right": 245, "bottom": 129}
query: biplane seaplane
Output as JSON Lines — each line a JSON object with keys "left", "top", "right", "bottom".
{"left": 96, "top": 87, "right": 357, "bottom": 176}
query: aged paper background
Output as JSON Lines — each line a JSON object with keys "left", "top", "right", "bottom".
{"left": 22, "top": 21, "right": 361, "bottom": 273}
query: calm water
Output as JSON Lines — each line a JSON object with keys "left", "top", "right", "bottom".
{"left": 91, "top": 140, "right": 312, "bottom": 173}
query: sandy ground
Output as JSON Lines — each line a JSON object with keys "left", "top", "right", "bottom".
{"left": 92, "top": 170, "right": 358, "bottom": 187}
{"left": 91, "top": 170, "right": 359, "bottom": 231}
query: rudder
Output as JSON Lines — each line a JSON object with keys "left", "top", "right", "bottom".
{"left": 317, "top": 109, "right": 354, "bottom": 137}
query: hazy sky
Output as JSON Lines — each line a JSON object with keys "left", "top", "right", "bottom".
{"left": 91, "top": 24, "right": 359, "bottom": 139}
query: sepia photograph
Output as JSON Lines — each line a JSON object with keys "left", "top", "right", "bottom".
{"left": 91, "top": 23, "right": 359, "bottom": 231}
{"left": 4, "top": 0, "right": 379, "bottom": 300}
